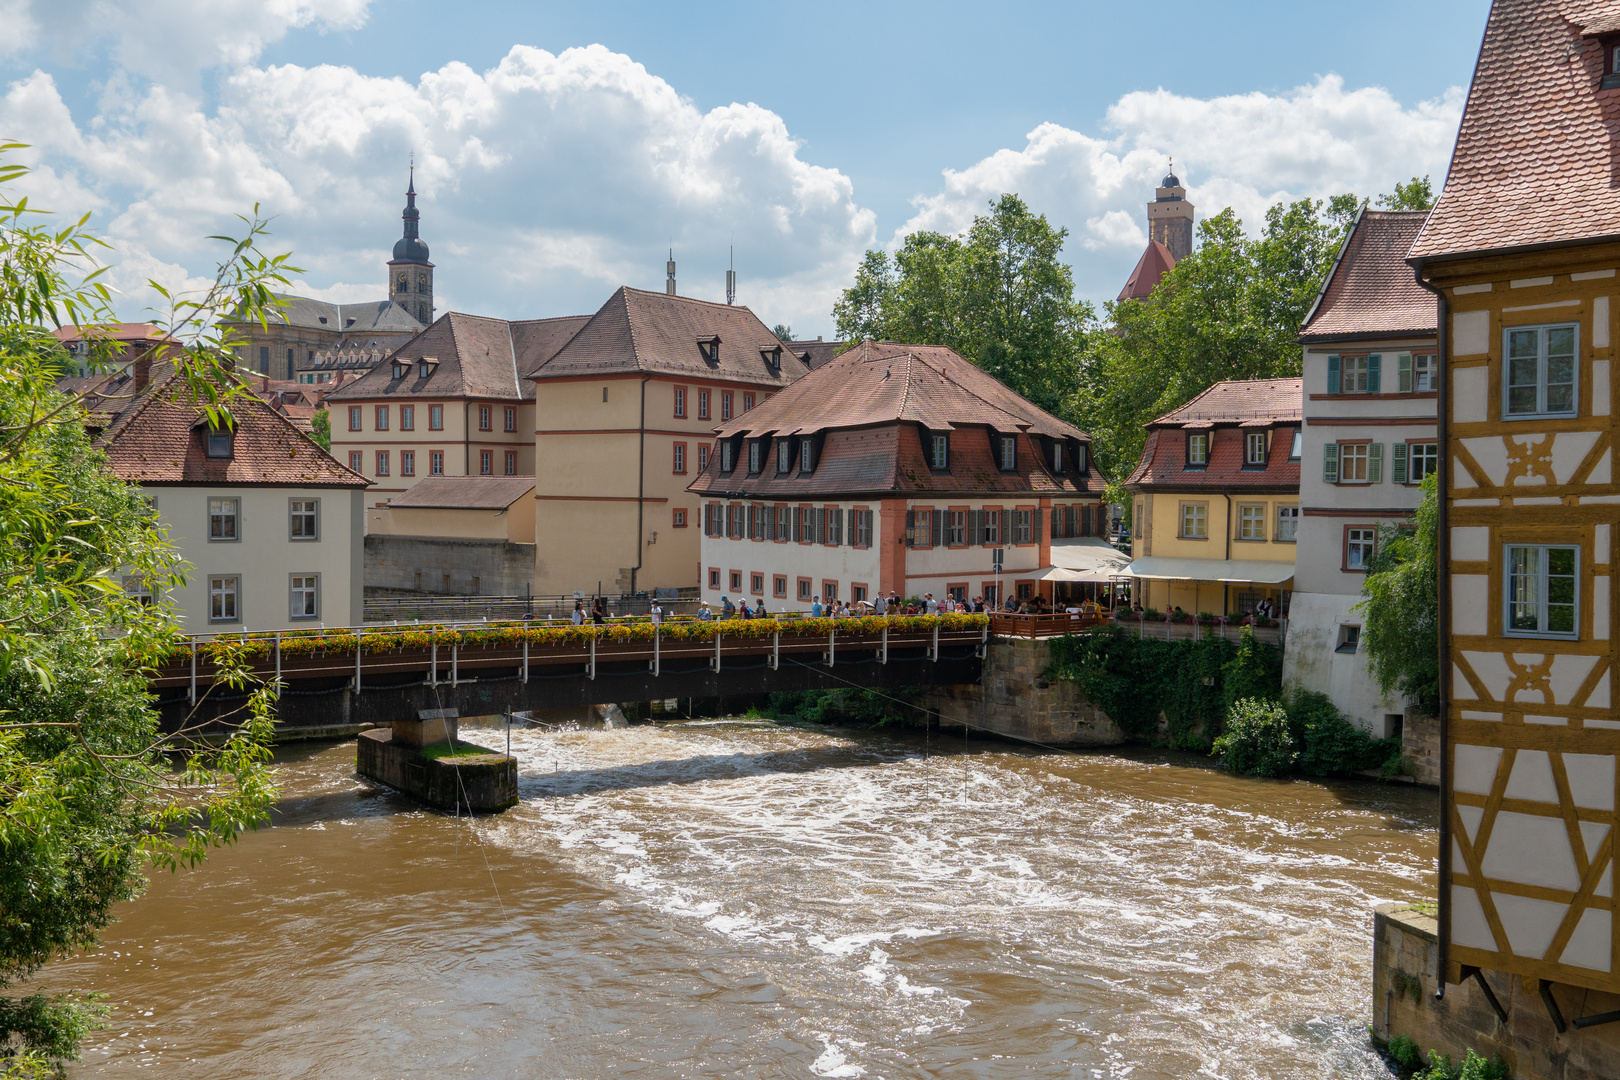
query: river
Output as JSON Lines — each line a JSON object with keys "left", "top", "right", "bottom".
{"left": 53, "top": 718, "right": 1435, "bottom": 1079}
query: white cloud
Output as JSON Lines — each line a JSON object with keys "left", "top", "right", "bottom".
{"left": 896, "top": 75, "right": 1465, "bottom": 307}
{"left": 0, "top": 44, "right": 877, "bottom": 334}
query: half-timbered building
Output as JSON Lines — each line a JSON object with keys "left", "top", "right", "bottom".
{"left": 1410, "top": 0, "right": 1620, "bottom": 1010}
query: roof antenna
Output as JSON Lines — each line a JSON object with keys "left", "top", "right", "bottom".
{"left": 666, "top": 246, "right": 677, "bottom": 296}
{"left": 725, "top": 244, "right": 736, "bottom": 306}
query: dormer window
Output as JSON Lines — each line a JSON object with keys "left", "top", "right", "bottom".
{"left": 1244, "top": 431, "right": 1268, "bottom": 466}
{"left": 391, "top": 361, "right": 404, "bottom": 380}
{"left": 761, "top": 345, "right": 782, "bottom": 369}
{"left": 1076, "top": 442, "right": 1088, "bottom": 473}
{"left": 205, "top": 427, "right": 233, "bottom": 458}
{"left": 800, "top": 436, "right": 816, "bottom": 473}
{"left": 748, "top": 440, "right": 761, "bottom": 474}
{"left": 930, "top": 433, "right": 949, "bottom": 471}
{"left": 1601, "top": 35, "right": 1620, "bottom": 89}
{"left": 318, "top": 316, "right": 328, "bottom": 325}
{"left": 1186, "top": 432, "right": 1209, "bottom": 467}
{"left": 698, "top": 336, "right": 721, "bottom": 363}
{"left": 777, "top": 437, "right": 793, "bottom": 473}
{"left": 721, "top": 441, "right": 734, "bottom": 473}
{"left": 345, "top": 317, "right": 356, "bottom": 327}
{"left": 1290, "top": 429, "right": 1303, "bottom": 460}
{"left": 999, "top": 435, "right": 1016, "bottom": 471}
{"left": 1051, "top": 441, "right": 1064, "bottom": 473}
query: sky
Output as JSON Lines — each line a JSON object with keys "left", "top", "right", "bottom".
{"left": 0, "top": 0, "right": 1490, "bottom": 339}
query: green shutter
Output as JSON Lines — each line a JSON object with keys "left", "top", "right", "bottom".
{"left": 1368, "top": 442, "right": 1384, "bottom": 483}
{"left": 1367, "top": 354, "right": 1382, "bottom": 393}
{"left": 1327, "top": 355, "right": 1341, "bottom": 395}
{"left": 1392, "top": 442, "right": 1408, "bottom": 485}
{"left": 1323, "top": 442, "right": 1339, "bottom": 484}
{"left": 1397, "top": 353, "right": 1413, "bottom": 394}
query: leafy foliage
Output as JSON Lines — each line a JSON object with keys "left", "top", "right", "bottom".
{"left": 1377, "top": 176, "right": 1437, "bottom": 211}
{"left": 310, "top": 407, "right": 331, "bottom": 451}
{"left": 1211, "top": 699, "right": 1297, "bottom": 778}
{"left": 765, "top": 687, "right": 920, "bottom": 727}
{"left": 1385, "top": 1034, "right": 1422, "bottom": 1072}
{"left": 1412, "top": 1048, "right": 1507, "bottom": 1080}
{"left": 1358, "top": 473, "right": 1440, "bottom": 715}
{"left": 0, "top": 146, "right": 285, "bottom": 1069}
{"left": 1045, "top": 626, "right": 1281, "bottom": 746}
{"left": 1286, "top": 689, "right": 1400, "bottom": 778}
{"left": 771, "top": 323, "right": 793, "bottom": 342}
{"left": 832, "top": 194, "right": 1099, "bottom": 417}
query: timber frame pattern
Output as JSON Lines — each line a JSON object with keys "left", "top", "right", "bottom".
{"left": 1429, "top": 242, "right": 1620, "bottom": 997}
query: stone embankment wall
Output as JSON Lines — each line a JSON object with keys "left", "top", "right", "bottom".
{"left": 924, "top": 638, "right": 1124, "bottom": 747}
{"left": 364, "top": 535, "right": 535, "bottom": 596}
{"left": 1374, "top": 903, "right": 1620, "bottom": 1079}
{"left": 1402, "top": 707, "right": 1440, "bottom": 787}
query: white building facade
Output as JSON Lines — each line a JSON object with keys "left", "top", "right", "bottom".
{"left": 1282, "top": 208, "right": 1438, "bottom": 737}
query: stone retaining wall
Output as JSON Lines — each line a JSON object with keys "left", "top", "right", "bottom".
{"left": 364, "top": 535, "right": 535, "bottom": 596}
{"left": 1373, "top": 902, "right": 1620, "bottom": 1079}
{"left": 923, "top": 638, "right": 1124, "bottom": 747}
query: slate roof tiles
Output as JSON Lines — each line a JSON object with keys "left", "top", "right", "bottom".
{"left": 1410, "top": 0, "right": 1620, "bottom": 260}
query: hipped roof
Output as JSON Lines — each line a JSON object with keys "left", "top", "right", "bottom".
{"left": 708, "top": 340, "right": 1089, "bottom": 441}
{"left": 326, "top": 312, "right": 589, "bottom": 402}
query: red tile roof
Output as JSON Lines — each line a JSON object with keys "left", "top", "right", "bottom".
{"left": 687, "top": 341, "right": 1106, "bottom": 498}
{"left": 1125, "top": 377, "right": 1302, "bottom": 490}
{"left": 711, "top": 340, "right": 1089, "bottom": 441}
{"left": 1410, "top": 0, "right": 1620, "bottom": 260}
{"left": 532, "top": 286, "right": 810, "bottom": 388}
{"left": 1300, "top": 209, "right": 1437, "bottom": 342}
{"left": 1116, "top": 241, "right": 1176, "bottom": 302}
{"left": 53, "top": 323, "right": 172, "bottom": 344}
{"left": 386, "top": 475, "right": 535, "bottom": 509}
{"left": 97, "top": 369, "right": 368, "bottom": 488}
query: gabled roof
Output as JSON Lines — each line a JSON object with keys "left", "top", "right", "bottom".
{"left": 1300, "top": 209, "right": 1437, "bottom": 342}
{"left": 1147, "top": 378, "right": 1303, "bottom": 428}
{"left": 512, "top": 315, "right": 591, "bottom": 378}
{"left": 324, "top": 312, "right": 517, "bottom": 402}
{"left": 531, "top": 286, "right": 809, "bottom": 388}
{"left": 1116, "top": 241, "right": 1176, "bottom": 302}
{"left": 385, "top": 475, "right": 535, "bottom": 509}
{"left": 96, "top": 369, "right": 368, "bottom": 488}
{"left": 1410, "top": 0, "right": 1620, "bottom": 261}
{"left": 709, "top": 340, "right": 1089, "bottom": 442}
{"left": 787, "top": 339, "right": 847, "bottom": 369}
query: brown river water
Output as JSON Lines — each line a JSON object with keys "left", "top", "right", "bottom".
{"left": 49, "top": 719, "right": 1436, "bottom": 1079}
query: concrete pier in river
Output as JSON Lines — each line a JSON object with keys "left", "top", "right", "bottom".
{"left": 356, "top": 709, "right": 518, "bottom": 812}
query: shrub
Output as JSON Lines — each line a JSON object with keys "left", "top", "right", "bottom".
{"left": 1412, "top": 1048, "right": 1507, "bottom": 1080}
{"left": 1144, "top": 607, "right": 1162, "bottom": 622}
{"left": 1212, "top": 698, "right": 1296, "bottom": 777}
{"left": 1222, "top": 628, "right": 1283, "bottom": 713}
{"left": 1286, "top": 689, "right": 1404, "bottom": 777}
{"left": 1385, "top": 1034, "right": 1421, "bottom": 1072}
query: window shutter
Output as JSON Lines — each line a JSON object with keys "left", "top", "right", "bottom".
{"left": 818, "top": 508, "right": 828, "bottom": 544}
{"left": 931, "top": 510, "right": 943, "bottom": 547}
{"left": 1082, "top": 505, "right": 1093, "bottom": 537}
{"left": 792, "top": 507, "right": 800, "bottom": 542}
{"left": 1327, "top": 355, "right": 1341, "bottom": 395}
{"left": 1368, "top": 442, "right": 1384, "bottom": 483}
{"left": 1397, "top": 353, "right": 1413, "bottom": 394}
{"left": 968, "top": 509, "right": 981, "bottom": 545}
{"left": 1367, "top": 354, "right": 1382, "bottom": 393}
{"left": 1392, "top": 442, "right": 1409, "bottom": 485}
{"left": 1033, "top": 508, "right": 1043, "bottom": 540}
{"left": 1000, "top": 509, "right": 1010, "bottom": 545}
{"left": 1323, "top": 443, "right": 1339, "bottom": 484}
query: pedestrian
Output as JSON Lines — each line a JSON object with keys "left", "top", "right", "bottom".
{"left": 924, "top": 593, "right": 936, "bottom": 615}
{"left": 811, "top": 594, "right": 823, "bottom": 618}
{"left": 874, "top": 592, "right": 887, "bottom": 616}
{"left": 650, "top": 599, "right": 663, "bottom": 626}
{"left": 739, "top": 598, "right": 752, "bottom": 618}
{"left": 756, "top": 599, "right": 769, "bottom": 618}
{"left": 592, "top": 595, "right": 606, "bottom": 625}
{"left": 570, "top": 600, "right": 585, "bottom": 626}
{"left": 721, "top": 595, "right": 735, "bottom": 618}
{"left": 698, "top": 601, "right": 713, "bottom": 621}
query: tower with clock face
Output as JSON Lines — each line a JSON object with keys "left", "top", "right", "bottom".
{"left": 387, "top": 166, "right": 434, "bottom": 325}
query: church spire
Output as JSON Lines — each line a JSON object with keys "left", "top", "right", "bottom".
{"left": 389, "top": 160, "right": 433, "bottom": 325}
{"left": 402, "top": 164, "right": 421, "bottom": 242}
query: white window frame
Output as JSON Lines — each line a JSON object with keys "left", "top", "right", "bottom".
{"left": 1244, "top": 432, "right": 1267, "bottom": 466}
{"left": 1238, "top": 504, "right": 1266, "bottom": 541}
{"left": 430, "top": 451, "right": 444, "bottom": 476}
{"left": 375, "top": 450, "right": 390, "bottom": 477}
{"left": 1409, "top": 441, "right": 1439, "bottom": 484}
{"left": 1186, "top": 432, "right": 1208, "bottom": 466}
{"left": 1413, "top": 353, "right": 1437, "bottom": 392}
{"left": 1346, "top": 527, "right": 1377, "bottom": 571}
{"left": 947, "top": 510, "right": 965, "bottom": 546}
{"left": 1289, "top": 430, "right": 1302, "bottom": 460}
{"left": 209, "top": 497, "right": 240, "bottom": 542}
{"left": 1504, "top": 543, "right": 1579, "bottom": 639}
{"left": 400, "top": 404, "right": 415, "bottom": 431}
{"left": 1180, "top": 502, "right": 1207, "bottom": 539}
{"left": 209, "top": 574, "right": 241, "bottom": 623}
{"left": 1275, "top": 505, "right": 1299, "bottom": 543}
{"left": 1342, "top": 354, "right": 1370, "bottom": 393}
{"left": 349, "top": 451, "right": 363, "bottom": 472}
{"left": 931, "top": 434, "right": 949, "bottom": 470}
{"left": 1504, "top": 323, "right": 1579, "bottom": 419}
{"left": 999, "top": 436, "right": 1016, "bottom": 470}
{"left": 1340, "top": 443, "right": 1370, "bottom": 483}
{"left": 401, "top": 450, "right": 416, "bottom": 477}
{"left": 749, "top": 441, "right": 761, "bottom": 473}
{"left": 289, "top": 498, "right": 319, "bottom": 541}
{"left": 799, "top": 437, "right": 815, "bottom": 472}
{"left": 289, "top": 574, "right": 320, "bottom": 620}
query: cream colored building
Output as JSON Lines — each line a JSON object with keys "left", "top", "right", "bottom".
{"left": 529, "top": 287, "right": 814, "bottom": 596}
{"left": 94, "top": 363, "right": 368, "bottom": 631}
{"left": 1123, "top": 378, "right": 1302, "bottom": 616}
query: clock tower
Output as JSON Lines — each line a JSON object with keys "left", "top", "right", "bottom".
{"left": 387, "top": 166, "right": 434, "bottom": 325}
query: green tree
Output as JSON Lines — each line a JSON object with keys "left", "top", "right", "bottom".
{"left": 1357, "top": 472, "right": 1440, "bottom": 716}
{"left": 1377, "top": 175, "right": 1437, "bottom": 211}
{"left": 832, "top": 194, "right": 1097, "bottom": 416}
{"left": 1077, "top": 196, "right": 1354, "bottom": 478}
{"left": 0, "top": 146, "right": 287, "bottom": 1074}
{"left": 310, "top": 407, "right": 331, "bottom": 451}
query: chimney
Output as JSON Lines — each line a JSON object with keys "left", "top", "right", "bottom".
{"left": 132, "top": 354, "right": 152, "bottom": 394}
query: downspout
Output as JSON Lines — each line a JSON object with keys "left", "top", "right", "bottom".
{"left": 630, "top": 375, "right": 650, "bottom": 596}
{"left": 1223, "top": 492, "right": 1233, "bottom": 612}
{"left": 1413, "top": 257, "right": 1450, "bottom": 1000}
{"left": 463, "top": 401, "right": 471, "bottom": 476}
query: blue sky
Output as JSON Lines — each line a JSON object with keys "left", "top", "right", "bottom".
{"left": 0, "top": 0, "right": 1488, "bottom": 337}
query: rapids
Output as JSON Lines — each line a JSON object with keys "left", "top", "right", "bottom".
{"left": 55, "top": 718, "right": 1434, "bottom": 1078}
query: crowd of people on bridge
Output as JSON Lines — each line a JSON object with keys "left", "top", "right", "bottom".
{"left": 697, "top": 591, "right": 989, "bottom": 621}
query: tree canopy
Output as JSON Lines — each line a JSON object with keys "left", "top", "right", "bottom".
{"left": 0, "top": 145, "right": 287, "bottom": 1075}
{"left": 1356, "top": 473, "right": 1440, "bottom": 716}
{"left": 832, "top": 194, "right": 1097, "bottom": 416}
